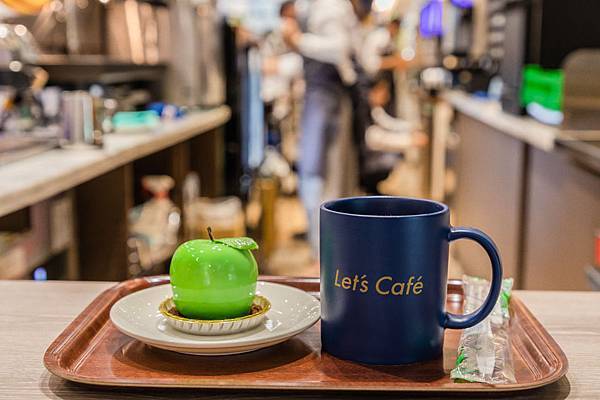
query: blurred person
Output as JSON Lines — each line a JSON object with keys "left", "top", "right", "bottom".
{"left": 279, "top": 0, "right": 296, "bottom": 19}
{"left": 259, "top": 1, "right": 304, "bottom": 194}
{"left": 352, "top": 17, "right": 400, "bottom": 192}
{"left": 359, "top": 18, "right": 409, "bottom": 79}
{"left": 260, "top": 1, "right": 303, "bottom": 146}
{"left": 365, "top": 77, "right": 427, "bottom": 151}
{"left": 282, "top": 0, "right": 372, "bottom": 258}
{"left": 354, "top": 18, "right": 426, "bottom": 193}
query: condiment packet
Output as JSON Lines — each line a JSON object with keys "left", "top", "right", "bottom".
{"left": 450, "top": 275, "right": 516, "bottom": 384}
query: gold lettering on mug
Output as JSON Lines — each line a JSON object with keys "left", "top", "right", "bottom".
{"left": 335, "top": 269, "right": 370, "bottom": 293}
{"left": 391, "top": 281, "right": 405, "bottom": 295}
{"left": 360, "top": 277, "right": 369, "bottom": 293}
{"left": 334, "top": 269, "right": 341, "bottom": 287}
{"left": 341, "top": 277, "right": 352, "bottom": 289}
{"left": 375, "top": 276, "right": 392, "bottom": 295}
{"left": 413, "top": 276, "right": 424, "bottom": 294}
{"left": 334, "top": 269, "right": 424, "bottom": 297}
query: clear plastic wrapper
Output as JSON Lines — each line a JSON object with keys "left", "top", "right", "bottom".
{"left": 450, "top": 276, "right": 516, "bottom": 384}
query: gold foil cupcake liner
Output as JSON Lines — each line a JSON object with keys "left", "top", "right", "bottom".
{"left": 159, "top": 295, "right": 270, "bottom": 336}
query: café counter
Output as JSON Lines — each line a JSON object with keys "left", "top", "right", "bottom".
{"left": 434, "top": 91, "right": 600, "bottom": 291}
{"left": 0, "top": 107, "right": 230, "bottom": 218}
{"left": 1, "top": 279, "right": 598, "bottom": 399}
{"left": 0, "top": 107, "right": 230, "bottom": 280}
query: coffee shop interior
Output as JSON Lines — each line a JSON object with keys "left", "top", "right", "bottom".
{"left": 2, "top": 0, "right": 600, "bottom": 397}
{"left": 1, "top": 0, "right": 600, "bottom": 290}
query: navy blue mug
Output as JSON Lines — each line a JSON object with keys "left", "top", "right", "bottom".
{"left": 320, "top": 196, "right": 502, "bottom": 365}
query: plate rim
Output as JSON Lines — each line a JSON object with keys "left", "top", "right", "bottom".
{"left": 109, "top": 281, "right": 321, "bottom": 350}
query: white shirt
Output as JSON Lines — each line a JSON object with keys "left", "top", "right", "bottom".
{"left": 358, "top": 27, "right": 392, "bottom": 77}
{"left": 260, "top": 29, "right": 303, "bottom": 102}
{"left": 297, "top": 0, "right": 358, "bottom": 85}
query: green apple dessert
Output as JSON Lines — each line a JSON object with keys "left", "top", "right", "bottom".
{"left": 170, "top": 228, "right": 259, "bottom": 320}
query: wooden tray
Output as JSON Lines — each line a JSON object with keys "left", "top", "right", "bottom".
{"left": 44, "top": 276, "right": 568, "bottom": 392}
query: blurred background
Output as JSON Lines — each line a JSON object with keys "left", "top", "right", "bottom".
{"left": 0, "top": 0, "right": 598, "bottom": 290}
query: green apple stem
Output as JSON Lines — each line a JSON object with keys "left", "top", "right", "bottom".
{"left": 207, "top": 226, "right": 215, "bottom": 241}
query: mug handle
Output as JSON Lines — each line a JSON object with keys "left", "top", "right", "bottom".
{"left": 444, "top": 227, "right": 503, "bottom": 329}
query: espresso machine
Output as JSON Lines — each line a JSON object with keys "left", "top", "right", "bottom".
{"left": 439, "top": 0, "right": 499, "bottom": 93}
{"left": 0, "top": 24, "right": 61, "bottom": 164}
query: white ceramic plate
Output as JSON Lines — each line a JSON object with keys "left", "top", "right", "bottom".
{"left": 110, "top": 281, "right": 321, "bottom": 355}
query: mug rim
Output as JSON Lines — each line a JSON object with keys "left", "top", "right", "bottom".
{"left": 320, "top": 196, "right": 449, "bottom": 219}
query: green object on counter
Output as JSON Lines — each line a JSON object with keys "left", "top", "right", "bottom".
{"left": 520, "top": 64, "right": 564, "bottom": 111}
{"left": 112, "top": 111, "right": 160, "bottom": 131}
{"left": 169, "top": 231, "right": 259, "bottom": 320}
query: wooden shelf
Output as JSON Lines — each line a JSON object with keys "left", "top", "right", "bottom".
{"left": 32, "top": 54, "right": 168, "bottom": 85}
{"left": 35, "top": 54, "right": 167, "bottom": 68}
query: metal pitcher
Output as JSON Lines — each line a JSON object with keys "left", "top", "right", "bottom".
{"left": 61, "top": 91, "right": 102, "bottom": 147}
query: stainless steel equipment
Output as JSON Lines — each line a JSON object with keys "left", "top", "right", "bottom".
{"left": 64, "top": 0, "right": 103, "bottom": 54}
{"left": 439, "top": 1, "right": 499, "bottom": 93}
{"left": 0, "top": 24, "right": 39, "bottom": 66}
{"left": 61, "top": 91, "right": 102, "bottom": 147}
{"left": 0, "top": 24, "right": 52, "bottom": 134}
{"left": 31, "top": 1, "right": 67, "bottom": 54}
{"left": 167, "top": 0, "right": 225, "bottom": 107}
{"left": 106, "top": 0, "right": 171, "bottom": 64}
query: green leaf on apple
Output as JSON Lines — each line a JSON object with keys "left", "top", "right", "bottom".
{"left": 215, "top": 237, "right": 259, "bottom": 250}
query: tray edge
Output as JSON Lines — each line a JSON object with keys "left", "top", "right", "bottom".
{"left": 43, "top": 277, "right": 569, "bottom": 392}
{"left": 43, "top": 276, "right": 168, "bottom": 381}
{"left": 506, "top": 295, "right": 569, "bottom": 389}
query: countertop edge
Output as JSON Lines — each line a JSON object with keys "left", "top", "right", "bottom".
{"left": 441, "top": 91, "right": 558, "bottom": 152}
{"left": 0, "top": 106, "right": 231, "bottom": 217}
